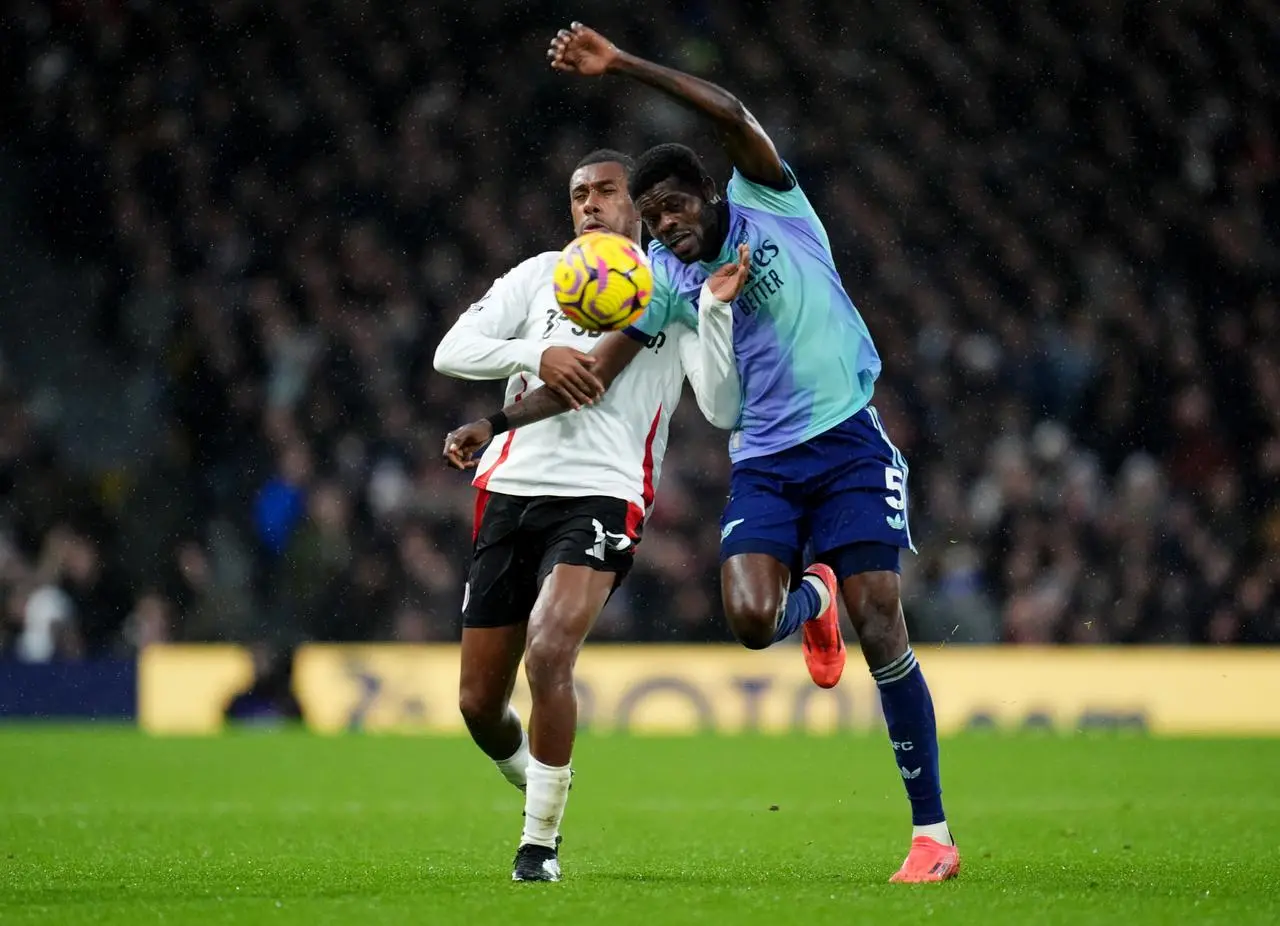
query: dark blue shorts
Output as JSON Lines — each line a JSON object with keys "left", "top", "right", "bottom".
{"left": 719, "top": 406, "right": 915, "bottom": 582}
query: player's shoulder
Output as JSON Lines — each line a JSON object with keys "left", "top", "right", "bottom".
{"left": 726, "top": 159, "right": 803, "bottom": 195}
{"left": 725, "top": 161, "right": 815, "bottom": 219}
{"left": 473, "top": 252, "right": 558, "bottom": 312}
{"left": 644, "top": 239, "right": 690, "bottom": 286}
{"left": 511, "top": 250, "right": 561, "bottom": 280}
{"left": 490, "top": 250, "right": 560, "bottom": 287}
{"left": 645, "top": 237, "right": 674, "bottom": 266}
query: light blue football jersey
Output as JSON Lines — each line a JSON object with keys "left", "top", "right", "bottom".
{"left": 630, "top": 163, "right": 881, "bottom": 463}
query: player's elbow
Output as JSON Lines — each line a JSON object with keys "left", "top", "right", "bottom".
{"left": 708, "top": 407, "right": 739, "bottom": 430}
{"left": 694, "top": 381, "right": 741, "bottom": 430}
{"left": 717, "top": 96, "right": 750, "bottom": 130}
{"left": 431, "top": 347, "right": 456, "bottom": 377}
{"left": 705, "top": 400, "right": 740, "bottom": 430}
{"left": 432, "top": 338, "right": 466, "bottom": 378}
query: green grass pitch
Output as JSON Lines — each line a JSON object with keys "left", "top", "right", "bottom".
{"left": 1, "top": 729, "right": 1277, "bottom": 925}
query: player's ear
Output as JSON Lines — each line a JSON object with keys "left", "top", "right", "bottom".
{"left": 702, "top": 176, "right": 721, "bottom": 204}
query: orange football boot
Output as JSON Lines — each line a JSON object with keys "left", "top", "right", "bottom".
{"left": 889, "top": 836, "right": 961, "bottom": 883}
{"left": 800, "top": 563, "right": 845, "bottom": 689}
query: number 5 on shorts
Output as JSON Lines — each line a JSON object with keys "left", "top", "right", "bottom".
{"left": 884, "top": 467, "right": 906, "bottom": 511}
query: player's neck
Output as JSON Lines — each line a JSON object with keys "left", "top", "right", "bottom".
{"left": 698, "top": 200, "right": 731, "bottom": 263}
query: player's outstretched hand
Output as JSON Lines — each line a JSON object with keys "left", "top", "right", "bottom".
{"left": 548, "top": 22, "right": 619, "bottom": 77}
{"left": 539, "top": 345, "right": 604, "bottom": 409}
{"left": 443, "top": 420, "right": 493, "bottom": 471}
{"left": 706, "top": 243, "right": 752, "bottom": 303}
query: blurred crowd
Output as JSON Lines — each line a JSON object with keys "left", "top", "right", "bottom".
{"left": 0, "top": 0, "right": 1276, "bottom": 661}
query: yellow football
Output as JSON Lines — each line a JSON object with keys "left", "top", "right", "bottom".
{"left": 553, "top": 231, "right": 653, "bottom": 332}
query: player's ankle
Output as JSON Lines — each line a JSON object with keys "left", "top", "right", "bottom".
{"left": 801, "top": 571, "right": 831, "bottom": 612}
{"left": 494, "top": 724, "right": 530, "bottom": 790}
{"left": 522, "top": 757, "right": 573, "bottom": 848}
{"left": 912, "top": 821, "right": 952, "bottom": 846}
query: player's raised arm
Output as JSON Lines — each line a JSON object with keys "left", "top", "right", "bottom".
{"left": 548, "top": 23, "right": 788, "bottom": 190}
{"left": 442, "top": 331, "right": 643, "bottom": 470}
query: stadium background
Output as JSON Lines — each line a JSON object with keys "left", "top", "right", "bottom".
{"left": 0, "top": 0, "right": 1277, "bottom": 731}
{"left": 3, "top": 5, "right": 1279, "bottom": 924}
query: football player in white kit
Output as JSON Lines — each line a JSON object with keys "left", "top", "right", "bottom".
{"left": 433, "top": 149, "right": 750, "bottom": 883}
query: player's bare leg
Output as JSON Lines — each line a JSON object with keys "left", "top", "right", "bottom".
{"left": 720, "top": 553, "right": 790, "bottom": 649}
{"left": 524, "top": 563, "right": 613, "bottom": 764}
{"left": 459, "top": 624, "right": 529, "bottom": 790}
{"left": 722, "top": 551, "right": 838, "bottom": 653}
{"left": 720, "top": 553, "right": 845, "bottom": 687}
{"left": 513, "top": 562, "right": 615, "bottom": 882}
{"left": 841, "top": 568, "right": 959, "bottom": 883}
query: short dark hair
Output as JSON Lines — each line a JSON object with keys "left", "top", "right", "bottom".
{"left": 629, "top": 143, "right": 715, "bottom": 200}
{"left": 574, "top": 148, "right": 634, "bottom": 174}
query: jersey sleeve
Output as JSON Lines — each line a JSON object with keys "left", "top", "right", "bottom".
{"left": 726, "top": 161, "right": 814, "bottom": 218}
{"left": 432, "top": 258, "right": 546, "bottom": 381}
{"left": 675, "top": 285, "right": 741, "bottom": 430}
{"left": 624, "top": 258, "right": 678, "bottom": 341}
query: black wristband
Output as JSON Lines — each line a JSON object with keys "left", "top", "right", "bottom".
{"left": 486, "top": 410, "right": 510, "bottom": 435}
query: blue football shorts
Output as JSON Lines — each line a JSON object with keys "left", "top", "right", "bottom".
{"left": 719, "top": 406, "right": 916, "bottom": 582}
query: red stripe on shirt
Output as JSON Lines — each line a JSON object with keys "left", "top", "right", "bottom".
{"left": 472, "top": 374, "right": 527, "bottom": 496}
{"left": 625, "top": 405, "right": 662, "bottom": 540}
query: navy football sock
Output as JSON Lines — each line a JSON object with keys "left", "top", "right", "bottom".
{"left": 873, "top": 648, "right": 946, "bottom": 826}
{"left": 770, "top": 578, "right": 822, "bottom": 643}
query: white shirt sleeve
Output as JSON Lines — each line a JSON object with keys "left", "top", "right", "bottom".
{"left": 676, "top": 284, "right": 741, "bottom": 430}
{"left": 433, "top": 259, "right": 547, "bottom": 381}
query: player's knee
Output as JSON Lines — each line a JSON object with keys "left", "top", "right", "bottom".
{"left": 732, "top": 612, "right": 776, "bottom": 650}
{"left": 721, "top": 555, "right": 791, "bottom": 650}
{"left": 458, "top": 683, "right": 506, "bottom": 730}
{"left": 723, "top": 590, "right": 783, "bottom": 650}
{"left": 524, "top": 617, "right": 587, "bottom": 692}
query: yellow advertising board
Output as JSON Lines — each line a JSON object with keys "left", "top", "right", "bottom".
{"left": 138, "top": 644, "right": 1280, "bottom": 737}
{"left": 137, "top": 644, "right": 255, "bottom": 734}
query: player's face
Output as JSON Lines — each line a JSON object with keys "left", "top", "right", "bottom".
{"left": 569, "top": 162, "right": 639, "bottom": 240}
{"left": 635, "top": 178, "right": 708, "bottom": 264}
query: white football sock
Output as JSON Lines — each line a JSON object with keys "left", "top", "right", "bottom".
{"left": 493, "top": 710, "right": 530, "bottom": 791}
{"left": 803, "top": 572, "right": 831, "bottom": 613}
{"left": 521, "top": 756, "right": 573, "bottom": 849}
{"left": 913, "top": 821, "right": 953, "bottom": 846}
